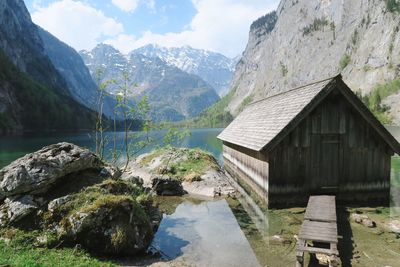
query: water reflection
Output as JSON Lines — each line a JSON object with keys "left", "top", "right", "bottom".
{"left": 0, "top": 128, "right": 223, "bottom": 169}
{"left": 151, "top": 198, "right": 261, "bottom": 267}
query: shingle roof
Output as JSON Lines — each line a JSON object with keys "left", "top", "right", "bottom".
{"left": 217, "top": 77, "right": 335, "bottom": 151}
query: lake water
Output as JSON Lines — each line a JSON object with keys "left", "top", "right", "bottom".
{"left": 0, "top": 128, "right": 224, "bottom": 169}
{"left": 1, "top": 127, "right": 400, "bottom": 266}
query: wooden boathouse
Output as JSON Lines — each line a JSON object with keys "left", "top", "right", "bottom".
{"left": 218, "top": 75, "right": 400, "bottom": 207}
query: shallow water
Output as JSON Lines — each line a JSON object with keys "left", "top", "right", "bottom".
{"left": 2, "top": 127, "right": 400, "bottom": 266}
{"left": 150, "top": 198, "right": 260, "bottom": 267}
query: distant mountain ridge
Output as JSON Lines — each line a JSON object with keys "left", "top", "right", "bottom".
{"left": 132, "top": 44, "right": 237, "bottom": 96}
{"left": 0, "top": 0, "right": 96, "bottom": 134}
{"left": 38, "top": 27, "right": 115, "bottom": 117}
{"left": 80, "top": 44, "right": 220, "bottom": 121}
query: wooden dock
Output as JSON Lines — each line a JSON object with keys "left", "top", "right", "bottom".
{"left": 296, "top": 195, "right": 338, "bottom": 267}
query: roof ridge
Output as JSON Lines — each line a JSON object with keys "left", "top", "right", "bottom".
{"left": 247, "top": 74, "right": 341, "bottom": 107}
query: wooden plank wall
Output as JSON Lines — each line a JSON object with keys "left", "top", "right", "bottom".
{"left": 223, "top": 144, "right": 269, "bottom": 195}
{"left": 268, "top": 90, "right": 391, "bottom": 202}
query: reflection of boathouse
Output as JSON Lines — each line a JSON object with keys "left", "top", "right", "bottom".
{"left": 218, "top": 75, "right": 400, "bottom": 207}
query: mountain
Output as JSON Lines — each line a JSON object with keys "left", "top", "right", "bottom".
{"left": 80, "top": 44, "right": 220, "bottom": 121}
{"left": 133, "top": 44, "right": 237, "bottom": 96}
{"left": 223, "top": 0, "right": 400, "bottom": 124}
{"left": 37, "top": 27, "right": 115, "bottom": 117}
{"left": 0, "top": 0, "right": 96, "bottom": 134}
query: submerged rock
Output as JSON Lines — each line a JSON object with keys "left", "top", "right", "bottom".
{"left": 385, "top": 220, "right": 400, "bottom": 234}
{"left": 351, "top": 213, "right": 376, "bottom": 228}
{"left": 151, "top": 176, "right": 186, "bottom": 196}
{"left": 0, "top": 142, "right": 103, "bottom": 198}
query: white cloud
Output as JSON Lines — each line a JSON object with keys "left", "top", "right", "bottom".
{"left": 104, "top": 34, "right": 137, "bottom": 54}
{"left": 106, "top": 0, "right": 278, "bottom": 57}
{"left": 32, "top": 0, "right": 124, "bottom": 51}
{"left": 32, "top": 0, "right": 42, "bottom": 9}
{"left": 111, "top": 0, "right": 139, "bottom": 12}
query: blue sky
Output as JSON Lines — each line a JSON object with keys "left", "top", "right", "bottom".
{"left": 25, "top": 0, "right": 279, "bottom": 57}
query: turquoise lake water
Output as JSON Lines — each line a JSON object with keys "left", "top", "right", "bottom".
{"left": 1, "top": 127, "right": 400, "bottom": 266}
{"left": 0, "top": 128, "right": 224, "bottom": 169}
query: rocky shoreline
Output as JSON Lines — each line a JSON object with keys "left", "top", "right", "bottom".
{"left": 124, "top": 147, "right": 237, "bottom": 198}
{"left": 0, "top": 143, "right": 237, "bottom": 265}
{"left": 0, "top": 142, "right": 160, "bottom": 257}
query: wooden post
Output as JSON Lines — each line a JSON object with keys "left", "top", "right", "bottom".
{"left": 296, "top": 239, "right": 305, "bottom": 267}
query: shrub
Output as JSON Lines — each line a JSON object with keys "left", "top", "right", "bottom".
{"left": 339, "top": 54, "right": 351, "bottom": 70}
{"left": 302, "top": 17, "right": 329, "bottom": 36}
{"left": 386, "top": 0, "right": 400, "bottom": 12}
{"left": 356, "top": 79, "right": 400, "bottom": 124}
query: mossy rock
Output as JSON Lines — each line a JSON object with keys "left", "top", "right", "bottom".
{"left": 42, "top": 179, "right": 156, "bottom": 255}
{"left": 139, "top": 147, "right": 220, "bottom": 181}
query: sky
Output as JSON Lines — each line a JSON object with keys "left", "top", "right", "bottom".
{"left": 25, "top": 0, "right": 279, "bottom": 57}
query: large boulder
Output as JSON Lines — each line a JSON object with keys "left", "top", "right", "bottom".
{"left": 0, "top": 195, "right": 38, "bottom": 226}
{"left": 0, "top": 142, "right": 103, "bottom": 198}
{"left": 44, "top": 179, "right": 159, "bottom": 256}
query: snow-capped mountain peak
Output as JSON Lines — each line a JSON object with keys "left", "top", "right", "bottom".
{"left": 132, "top": 44, "right": 238, "bottom": 96}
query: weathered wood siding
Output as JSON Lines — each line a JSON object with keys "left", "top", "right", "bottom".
{"left": 222, "top": 142, "right": 269, "bottom": 202}
{"left": 268, "top": 89, "right": 392, "bottom": 205}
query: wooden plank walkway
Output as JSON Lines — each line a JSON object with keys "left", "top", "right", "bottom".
{"left": 296, "top": 195, "right": 339, "bottom": 267}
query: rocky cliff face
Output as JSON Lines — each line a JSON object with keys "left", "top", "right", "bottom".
{"left": 0, "top": 0, "right": 68, "bottom": 95}
{"left": 38, "top": 28, "right": 115, "bottom": 117}
{"left": 80, "top": 44, "right": 220, "bottom": 121}
{"left": 227, "top": 0, "right": 400, "bottom": 123}
{"left": 0, "top": 0, "right": 96, "bottom": 134}
{"left": 133, "top": 44, "right": 237, "bottom": 96}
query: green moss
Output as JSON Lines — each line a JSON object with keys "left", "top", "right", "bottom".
{"left": 142, "top": 147, "right": 219, "bottom": 180}
{"left": 168, "top": 149, "right": 218, "bottom": 180}
{"left": 339, "top": 53, "right": 351, "bottom": 70}
{"left": 44, "top": 179, "right": 148, "bottom": 226}
{"left": 140, "top": 149, "right": 166, "bottom": 166}
{"left": 280, "top": 61, "right": 288, "bottom": 77}
{"left": 79, "top": 194, "right": 134, "bottom": 214}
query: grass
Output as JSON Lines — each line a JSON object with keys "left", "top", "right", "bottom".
{"left": 356, "top": 78, "right": 400, "bottom": 124}
{"left": 0, "top": 229, "right": 116, "bottom": 267}
{"left": 141, "top": 147, "right": 220, "bottom": 181}
{"left": 339, "top": 53, "right": 351, "bottom": 70}
{"left": 45, "top": 179, "right": 147, "bottom": 223}
{"left": 236, "top": 94, "right": 254, "bottom": 114}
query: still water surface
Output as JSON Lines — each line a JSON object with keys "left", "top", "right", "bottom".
{"left": 1, "top": 127, "right": 400, "bottom": 266}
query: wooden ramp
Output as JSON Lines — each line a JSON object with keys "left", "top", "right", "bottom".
{"left": 296, "top": 195, "right": 338, "bottom": 267}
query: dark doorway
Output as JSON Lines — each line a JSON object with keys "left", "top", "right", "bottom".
{"left": 310, "top": 134, "right": 340, "bottom": 193}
